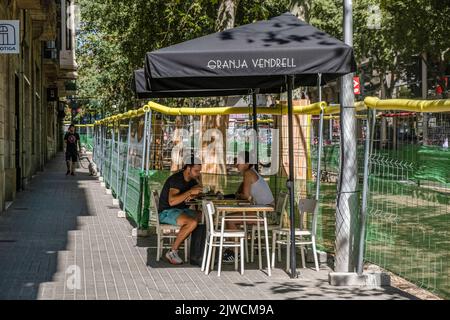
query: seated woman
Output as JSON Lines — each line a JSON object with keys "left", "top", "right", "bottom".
{"left": 223, "top": 151, "right": 275, "bottom": 262}
{"left": 234, "top": 151, "right": 275, "bottom": 206}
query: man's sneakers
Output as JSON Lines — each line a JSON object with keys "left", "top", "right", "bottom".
{"left": 71, "top": 171, "right": 75, "bottom": 176}
{"left": 166, "top": 250, "right": 183, "bottom": 265}
{"left": 66, "top": 170, "right": 70, "bottom": 175}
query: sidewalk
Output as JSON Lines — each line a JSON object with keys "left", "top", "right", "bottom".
{"left": 0, "top": 153, "right": 417, "bottom": 300}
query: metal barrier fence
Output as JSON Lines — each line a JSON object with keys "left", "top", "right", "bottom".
{"left": 364, "top": 111, "right": 450, "bottom": 298}
{"left": 93, "top": 98, "right": 449, "bottom": 298}
{"left": 76, "top": 124, "right": 94, "bottom": 151}
{"left": 93, "top": 111, "right": 148, "bottom": 229}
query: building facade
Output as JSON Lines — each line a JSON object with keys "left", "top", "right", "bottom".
{"left": 0, "top": 0, "right": 77, "bottom": 213}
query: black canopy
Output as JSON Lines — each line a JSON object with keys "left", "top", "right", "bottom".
{"left": 143, "top": 12, "right": 355, "bottom": 97}
{"left": 133, "top": 68, "right": 255, "bottom": 98}
{"left": 139, "top": 12, "right": 356, "bottom": 278}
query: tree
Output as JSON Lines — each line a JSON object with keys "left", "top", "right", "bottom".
{"left": 77, "top": 0, "right": 293, "bottom": 114}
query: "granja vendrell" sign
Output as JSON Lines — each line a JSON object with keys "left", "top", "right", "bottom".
{"left": 207, "top": 58, "right": 296, "bottom": 70}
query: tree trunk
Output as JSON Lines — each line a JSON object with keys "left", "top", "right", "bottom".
{"left": 289, "top": 1, "right": 311, "bottom": 22}
{"left": 199, "top": 0, "right": 237, "bottom": 188}
{"left": 216, "top": 0, "right": 238, "bottom": 31}
{"left": 421, "top": 52, "right": 428, "bottom": 145}
{"left": 380, "top": 72, "right": 387, "bottom": 149}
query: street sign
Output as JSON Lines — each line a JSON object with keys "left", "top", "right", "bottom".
{"left": 353, "top": 76, "right": 361, "bottom": 95}
{"left": 0, "top": 20, "right": 20, "bottom": 54}
{"left": 47, "top": 88, "right": 58, "bottom": 101}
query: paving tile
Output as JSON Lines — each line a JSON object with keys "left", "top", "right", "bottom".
{"left": 0, "top": 153, "right": 417, "bottom": 301}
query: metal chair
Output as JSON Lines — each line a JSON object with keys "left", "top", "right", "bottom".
{"left": 201, "top": 201, "right": 246, "bottom": 276}
{"left": 271, "top": 198, "right": 320, "bottom": 272}
{"left": 250, "top": 192, "right": 288, "bottom": 263}
{"left": 151, "top": 190, "right": 189, "bottom": 262}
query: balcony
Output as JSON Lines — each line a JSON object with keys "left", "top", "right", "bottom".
{"left": 16, "top": 0, "right": 42, "bottom": 9}
{"left": 27, "top": 0, "right": 57, "bottom": 41}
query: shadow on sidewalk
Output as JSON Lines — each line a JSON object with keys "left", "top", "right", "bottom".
{"left": 0, "top": 153, "right": 97, "bottom": 300}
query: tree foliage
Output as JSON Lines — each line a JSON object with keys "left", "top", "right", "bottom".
{"left": 76, "top": 0, "right": 449, "bottom": 114}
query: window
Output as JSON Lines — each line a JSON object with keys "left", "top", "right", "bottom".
{"left": 66, "top": 0, "right": 72, "bottom": 50}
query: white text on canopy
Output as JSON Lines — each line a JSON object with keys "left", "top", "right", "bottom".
{"left": 207, "top": 58, "right": 296, "bottom": 70}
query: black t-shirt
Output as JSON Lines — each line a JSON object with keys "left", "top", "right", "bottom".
{"left": 158, "top": 170, "right": 198, "bottom": 213}
{"left": 64, "top": 132, "right": 80, "bottom": 152}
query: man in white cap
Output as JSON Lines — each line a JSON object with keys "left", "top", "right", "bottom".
{"left": 158, "top": 154, "right": 203, "bottom": 264}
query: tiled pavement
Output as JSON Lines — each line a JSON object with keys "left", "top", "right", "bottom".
{"left": 0, "top": 153, "right": 418, "bottom": 300}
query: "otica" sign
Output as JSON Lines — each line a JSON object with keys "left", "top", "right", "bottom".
{"left": 0, "top": 20, "right": 20, "bottom": 54}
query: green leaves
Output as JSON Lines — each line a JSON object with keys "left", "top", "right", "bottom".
{"left": 76, "top": 0, "right": 293, "bottom": 113}
{"left": 77, "top": 0, "right": 449, "bottom": 112}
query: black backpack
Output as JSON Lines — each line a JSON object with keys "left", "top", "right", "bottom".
{"left": 189, "top": 224, "right": 206, "bottom": 266}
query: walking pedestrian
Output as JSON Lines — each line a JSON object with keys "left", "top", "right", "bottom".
{"left": 64, "top": 124, "right": 81, "bottom": 176}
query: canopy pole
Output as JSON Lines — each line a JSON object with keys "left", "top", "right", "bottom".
{"left": 315, "top": 73, "right": 324, "bottom": 201}
{"left": 287, "top": 75, "right": 297, "bottom": 278}
{"left": 252, "top": 91, "right": 259, "bottom": 171}
{"left": 357, "top": 108, "right": 376, "bottom": 275}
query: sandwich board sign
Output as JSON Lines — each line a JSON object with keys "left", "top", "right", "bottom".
{"left": 0, "top": 20, "right": 20, "bottom": 54}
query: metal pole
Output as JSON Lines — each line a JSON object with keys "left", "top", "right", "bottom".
{"left": 122, "top": 118, "right": 132, "bottom": 214}
{"left": 116, "top": 122, "right": 121, "bottom": 197}
{"left": 252, "top": 91, "right": 259, "bottom": 171}
{"left": 93, "top": 125, "right": 97, "bottom": 164}
{"left": 146, "top": 110, "right": 153, "bottom": 174}
{"left": 98, "top": 126, "right": 102, "bottom": 175}
{"left": 287, "top": 75, "right": 297, "bottom": 278}
{"left": 336, "top": 0, "right": 357, "bottom": 273}
{"left": 109, "top": 123, "right": 114, "bottom": 186}
{"left": 101, "top": 125, "right": 105, "bottom": 176}
{"left": 315, "top": 73, "right": 324, "bottom": 201}
{"left": 141, "top": 111, "right": 149, "bottom": 172}
{"left": 329, "top": 118, "right": 333, "bottom": 142}
{"left": 357, "top": 108, "right": 376, "bottom": 275}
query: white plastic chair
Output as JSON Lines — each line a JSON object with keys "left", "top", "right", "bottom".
{"left": 271, "top": 198, "right": 319, "bottom": 272}
{"left": 250, "top": 192, "right": 288, "bottom": 263}
{"left": 151, "top": 190, "right": 189, "bottom": 262}
{"left": 201, "top": 201, "right": 246, "bottom": 276}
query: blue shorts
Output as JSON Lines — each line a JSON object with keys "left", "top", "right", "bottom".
{"left": 159, "top": 208, "right": 197, "bottom": 226}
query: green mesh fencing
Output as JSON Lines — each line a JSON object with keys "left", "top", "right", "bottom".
{"left": 77, "top": 125, "right": 94, "bottom": 151}
{"left": 94, "top": 117, "right": 147, "bottom": 230}
{"left": 79, "top": 133, "right": 94, "bottom": 151}
{"left": 364, "top": 113, "right": 450, "bottom": 299}
{"left": 103, "top": 134, "right": 113, "bottom": 188}
{"left": 117, "top": 127, "right": 129, "bottom": 201}
{"left": 110, "top": 135, "right": 119, "bottom": 197}
{"left": 124, "top": 167, "right": 145, "bottom": 228}
{"left": 94, "top": 108, "right": 450, "bottom": 299}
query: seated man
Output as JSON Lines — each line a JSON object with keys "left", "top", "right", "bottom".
{"left": 158, "top": 155, "right": 203, "bottom": 265}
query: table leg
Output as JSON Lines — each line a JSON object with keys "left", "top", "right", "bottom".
{"left": 263, "top": 213, "right": 271, "bottom": 276}
{"left": 257, "top": 211, "right": 262, "bottom": 270}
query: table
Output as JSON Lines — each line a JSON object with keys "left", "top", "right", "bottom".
{"left": 214, "top": 205, "right": 274, "bottom": 276}
{"left": 185, "top": 198, "right": 250, "bottom": 206}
